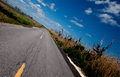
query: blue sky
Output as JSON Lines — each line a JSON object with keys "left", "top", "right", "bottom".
{"left": 7, "top": 0, "right": 120, "bottom": 58}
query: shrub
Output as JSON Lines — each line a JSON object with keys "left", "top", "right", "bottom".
{"left": 55, "top": 38, "right": 64, "bottom": 47}
{"left": 64, "top": 46, "right": 120, "bottom": 77}
{"left": 74, "top": 44, "right": 85, "bottom": 51}
{"left": 93, "top": 40, "right": 113, "bottom": 59}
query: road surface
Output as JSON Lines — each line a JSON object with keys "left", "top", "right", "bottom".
{"left": 0, "top": 23, "right": 75, "bottom": 77}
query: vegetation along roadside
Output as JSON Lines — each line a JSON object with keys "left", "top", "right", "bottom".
{"left": 49, "top": 29, "right": 120, "bottom": 77}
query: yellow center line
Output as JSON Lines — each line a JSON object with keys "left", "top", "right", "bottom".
{"left": 15, "top": 63, "right": 26, "bottom": 77}
{"left": 40, "top": 35, "right": 43, "bottom": 39}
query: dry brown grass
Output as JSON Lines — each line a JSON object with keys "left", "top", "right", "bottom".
{"left": 49, "top": 29, "right": 120, "bottom": 77}
{"left": 49, "top": 30, "right": 76, "bottom": 47}
{"left": 87, "top": 55, "right": 120, "bottom": 77}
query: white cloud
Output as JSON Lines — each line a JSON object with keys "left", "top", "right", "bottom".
{"left": 73, "top": 16, "right": 83, "bottom": 22}
{"left": 37, "top": 0, "right": 56, "bottom": 12}
{"left": 86, "top": 33, "right": 92, "bottom": 37}
{"left": 70, "top": 20, "right": 84, "bottom": 27}
{"left": 10, "top": 0, "right": 62, "bottom": 31}
{"left": 41, "top": 17, "right": 63, "bottom": 30}
{"left": 89, "top": 0, "right": 120, "bottom": 27}
{"left": 98, "top": 14, "right": 120, "bottom": 27}
{"left": 49, "top": 3, "right": 56, "bottom": 12}
{"left": 73, "top": 16, "right": 79, "bottom": 21}
{"left": 67, "top": 25, "right": 71, "bottom": 28}
{"left": 89, "top": 0, "right": 109, "bottom": 5}
{"left": 50, "top": 3, "right": 55, "bottom": 9}
{"left": 37, "top": 0, "right": 47, "bottom": 7}
{"left": 64, "top": 15, "right": 67, "bottom": 18}
{"left": 102, "top": 1, "right": 120, "bottom": 16}
{"left": 20, "top": 0, "right": 25, "bottom": 4}
{"left": 28, "top": 1, "right": 45, "bottom": 18}
{"left": 28, "top": 1, "right": 62, "bottom": 30}
{"left": 89, "top": 0, "right": 120, "bottom": 16}
{"left": 29, "top": 2, "right": 41, "bottom": 9}
{"left": 53, "top": 23, "right": 63, "bottom": 30}
{"left": 64, "top": 29, "right": 70, "bottom": 34}
{"left": 85, "top": 8, "right": 92, "bottom": 15}
{"left": 36, "top": 9, "right": 45, "bottom": 17}
{"left": 56, "top": 23, "right": 62, "bottom": 28}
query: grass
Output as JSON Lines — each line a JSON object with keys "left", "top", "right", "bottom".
{"left": 0, "top": 11, "right": 19, "bottom": 24}
{"left": 0, "top": 0, "right": 32, "bottom": 18}
{"left": 49, "top": 30, "right": 76, "bottom": 47}
{"left": 33, "top": 25, "right": 45, "bottom": 28}
{"left": 0, "top": 0, "right": 119, "bottom": 76}
{"left": 49, "top": 30, "right": 120, "bottom": 77}
{"left": 0, "top": 2, "right": 34, "bottom": 26}
{"left": 0, "top": 0, "right": 44, "bottom": 28}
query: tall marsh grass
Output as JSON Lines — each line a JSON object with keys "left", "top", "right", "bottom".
{"left": 49, "top": 30, "right": 120, "bottom": 77}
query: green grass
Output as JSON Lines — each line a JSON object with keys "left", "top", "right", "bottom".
{"left": 0, "top": 2, "right": 35, "bottom": 26}
{"left": 64, "top": 47, "right": 88, "bottom": 71}
{"left": 64, "top": 46, "right": 120, "bottom": 77}
{"left": 0, "top": 11, "right": 19, "bottom": 24}
{"left": 55, "top": 38, "right": 64, "bottom": 47}
{"left": 0, "top": 1, "right": 44, "bottom": 28}
{"left": 33, "top": 25, "right": 45, "bottom": 28}
{"left": 0, "top": 0, "right": 29, "bottom": 17}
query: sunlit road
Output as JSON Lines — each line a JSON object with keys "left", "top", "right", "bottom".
{"left": 0, "top": 24, "right": 75, "bottom": 77}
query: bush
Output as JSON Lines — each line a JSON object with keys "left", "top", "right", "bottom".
{"left": 74, "top": 44, "right": 85, "bottom": 51}
{"left": 55, "top": 38, "right": 63, "bottom": 47}
{"left": 64, "top": 47, "right": 87, "bottom": 70}
{"left": 64, "top": 46, "right": 120, "bottom": 77}
{"left": 0, "top": 11, "right": 19, "bottom": 24}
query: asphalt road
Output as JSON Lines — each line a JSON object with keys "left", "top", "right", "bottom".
{"left": 0, "top": 24, "right": 75, "bottom": 77}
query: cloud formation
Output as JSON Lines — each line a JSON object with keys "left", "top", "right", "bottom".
{"left": 29, "top": 2, "right": 41, "bottom": 9}
{"left": 24, "top": 0, "right": 62, "bottom": 30}
{"left": 98, "top": 14, "right": 120, "bottom": 27}
{"left": 20, "top": 0, "right": 25, "bottom": 4}
{"left": 102, "top": 1, "right": 120, "bottom": 16}
{"left": 89, "top": 0, "right": 120, "bottom": 16}
{"left": 70, "top": 20, "right": 83, "bottom": 27}
{"left": 37, "top": 0, "right": 47, "bottom": 7}
{"left": 85, "top": 8, "right": 92, "bottom": 15}
{"left": 64, "top": 15, "right": 67, "bottom": 18}
{"left": 73, "top": 16, "right": 79, "bottom": 21}
{"left": 86, "top": 33, "right": 92, "bottom": 37}
{"left": 67, "top": 25, "right": 71, "bottom": 28}
{"left": 89, "top": 0, "right": 109, "bottom": 5}
{"left": 89, "top": 0, "right": 120, "bottom": 27}
{"left": 37, "top": 0, "right": 56, "bottom": 12}
{"left": 73, "top": 16, "right": 83, "bottom": 22}
{"left": 28, "top": 1, "right": 45, "bottom": 18}
{"left": 49, "top": 3, "right": 56, "bottom": 12}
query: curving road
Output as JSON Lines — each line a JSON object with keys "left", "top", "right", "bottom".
{"left": 0, "top": 23, "right": 75, "bottom": 77}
